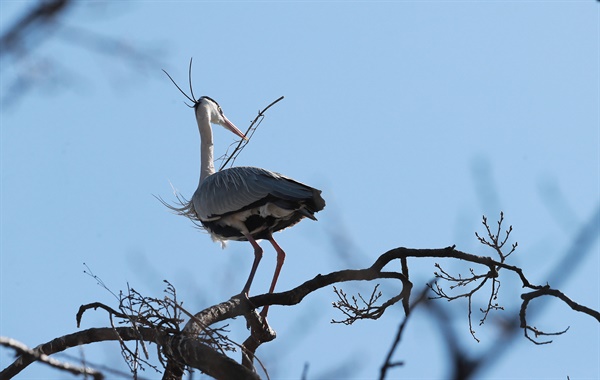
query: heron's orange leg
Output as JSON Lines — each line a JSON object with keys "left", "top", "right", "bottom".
{"left": 260, "top": 233, "right": 286, "bottom": 319}
{"left": 242, "top": 232, "right": 263, "bottom": 296}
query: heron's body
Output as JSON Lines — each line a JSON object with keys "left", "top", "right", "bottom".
{"left": 194, "top": 166, "right": 325, "bottom": 242}
{"left": 171, "top": 95, "right": 325, "bottom": 318}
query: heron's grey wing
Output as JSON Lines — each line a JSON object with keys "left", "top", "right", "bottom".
{"left": 193, "top": 167, "right": 323, "bottom": 220}
{"left": 193, "top": 167, "right": 274, "bottom": 220}
{"left": 256, "top": 171, "right": 325, "bottom": 212}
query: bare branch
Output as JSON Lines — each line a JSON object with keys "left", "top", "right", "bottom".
{"left": 0, "top": 336, "right": 103, "bottom": 380}
{"left": 523, "top": 325, "right": 570, "bottom": 345}
{"left": 331, "top": 284, "right": 383, "bottom": 324}
{"left": 1, "top": 327, "right": 259, "bottom": 380}
{"left": 430, "top": 214, "right": 514, "bottom": 341}
{"left": 4, "top": 224, "right": 599, "bottom": 379}
{"left": 519, "top": 286, "right": 600, "bottom": 344}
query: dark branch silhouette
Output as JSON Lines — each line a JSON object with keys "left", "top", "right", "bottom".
{"left": 0, "top": 1, "right": 165, "bottom": 108}
{"left": 0, "top": 0, "right": 71, "bottom": 56}
{"left": 3, "top": 213, "right": 599, "bottom": 379}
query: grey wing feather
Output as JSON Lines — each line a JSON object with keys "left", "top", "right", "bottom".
{"left": 193, "top": 166, "right": 318, "bottom": 221}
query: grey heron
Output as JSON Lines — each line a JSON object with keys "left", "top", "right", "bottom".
{"left": 171, "top": 95, "right": 325, "bottom": 318}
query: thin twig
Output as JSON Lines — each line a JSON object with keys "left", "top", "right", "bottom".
{"left": 218, "top": 96, "right": 284, "bottom": 170}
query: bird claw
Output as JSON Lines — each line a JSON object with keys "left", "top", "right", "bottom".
{"left": 239, "top": 295, "right": 274, "bottom": 334}
{"left": 259, "top": 307, "right": 269, "bottom": 323}
{"left": 244, "top": 307, "right": 274, "bottom": 336}
{"left": 240, "top": 290, "right": 254, "bottom": 306}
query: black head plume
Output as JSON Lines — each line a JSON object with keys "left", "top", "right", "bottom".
{"left": 163, "top": 57, "right": 198, "bottom": 108}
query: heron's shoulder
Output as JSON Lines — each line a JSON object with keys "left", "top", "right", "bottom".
{"left": 198, "top": 167, "right": 278, "bottom": 192}
{"left": 218, "top": 166, "right": 285, "bottom": 180}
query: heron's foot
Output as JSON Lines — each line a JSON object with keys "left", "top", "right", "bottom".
{"left": 240, "top": 286, "right": 251, "bottom": 298}
{"left": 239, "top": 290, "right": 258, "bottom": 311}
{"left": 239, "top": 291, "right": 259, "bottom": 329}
{"left": 259, "top": 305, "right": 270, "bottom": 326}
{"left": 243, "top": 305, "right": 273, "bottom": 334}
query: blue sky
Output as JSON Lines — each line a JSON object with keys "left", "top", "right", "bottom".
{"left": 1, "top": 1, "right": 599, "bottom": 379}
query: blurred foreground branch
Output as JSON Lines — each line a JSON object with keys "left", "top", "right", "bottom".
{"left": 1, "top": 0, "right": 165, "bottom": 108}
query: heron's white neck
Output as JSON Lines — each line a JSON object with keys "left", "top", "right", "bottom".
{"left": 197, "top": 108, "right": 215, "bottom": 184}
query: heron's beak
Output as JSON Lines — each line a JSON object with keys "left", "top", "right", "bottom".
{"left": 223, "top": 116, "right": 248, "bottom": 141}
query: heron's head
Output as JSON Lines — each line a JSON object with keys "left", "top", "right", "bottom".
{"left": 162, "top": 62, "right": 247, "bottom": 140}
{"left": 195, "top": 96, "right": 247, "bottom": 140}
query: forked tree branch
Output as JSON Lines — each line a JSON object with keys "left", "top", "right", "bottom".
{"left": 1, "top": 327, "right": 258, "bottom": 380}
